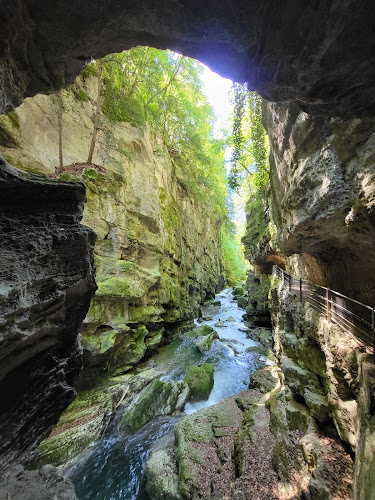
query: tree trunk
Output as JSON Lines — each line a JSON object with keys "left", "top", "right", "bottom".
{"left": 57, "top": 92, "right": 64, "bottom": 173}
{"left": 87, "top": 59, "right": 102, "bottom": 165}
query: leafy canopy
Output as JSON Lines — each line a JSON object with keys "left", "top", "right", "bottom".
{"left": 83, "top": 48, "right": 227, "bottom": 218}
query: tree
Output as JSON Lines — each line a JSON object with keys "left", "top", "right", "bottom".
{"left": 87, "top": 59, "right": 103, "bottom": 165}
{"left": 56, "top": 91, "right": 64, "bottom": 173}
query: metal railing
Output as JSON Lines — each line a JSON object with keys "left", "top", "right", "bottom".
{"left": 273, "top": 265, "right": 375, "bottom": 361}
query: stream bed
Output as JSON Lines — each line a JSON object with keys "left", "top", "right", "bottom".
{"left": 67, "top": 288, "right": 269, "bottom": 499}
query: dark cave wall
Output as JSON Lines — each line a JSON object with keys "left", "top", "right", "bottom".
{"left": 0, "top": 160, "right": 96, "bottom": 468}
{"left": 1, "top": 0, "right": 375, "bottom": 116}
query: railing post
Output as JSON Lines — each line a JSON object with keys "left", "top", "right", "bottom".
{"left": 288, "top": 275, "right": 291, "bottom": 292}
{"left": 299, "top": 278, "right": 302, "bottom": 302}
{"left": 326, "top": 288, "right": 331, "bottom": 323}
{"left": 372, "top": 308, "right": 375, "bottom": 364}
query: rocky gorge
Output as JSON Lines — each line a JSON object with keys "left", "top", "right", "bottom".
{"left": 1, "top": 2, "right": 375, "bottom": 499}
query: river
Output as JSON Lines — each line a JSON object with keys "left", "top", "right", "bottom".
{"left": 67, "top": 288, "right": 269, "bottom": 499}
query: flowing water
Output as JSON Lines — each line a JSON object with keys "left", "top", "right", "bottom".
{"left": 67, "top": 288, "right": 270, "bottom": 499}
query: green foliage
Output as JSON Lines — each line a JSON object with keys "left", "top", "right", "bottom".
{"left": 228, "top": 85, "right": 269, "bottom": 196}
{"left": 221, "top": 220, "right": 246, "bottom": 285}
{"left": 89, "top": 48, "right": 228, "bottom": 219}
{"left": 82, "top": 62, "right": 99, "bottom": 78}
{"left": 79, "top": 49, "right": 245, "bottom": 282}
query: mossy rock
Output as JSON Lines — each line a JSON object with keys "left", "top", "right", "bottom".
{"left": 236, "top": 296, "right": 248, "bottom": 308}
{"left": 145, "top": 448, "right": 182, "bottom": 500}
{"left": 109, "top": 325, "right": 148, "bottom": 375}
{"left": 121, "top": 379, "right": 190, "bottom": 432}
{"left": 196, "top": 332, "right": 219, "bottom": 352}
{"left": 183, "top": 363, "right": 214, "bottom": 401}
{"left": 183, "top": 324, "right": 217, "bottom": 338}
{"left": 233, "top": 286, "right": 245, "bottom": 297}
{"left": 249, "top": 367, "right": 278, "bottom": 393}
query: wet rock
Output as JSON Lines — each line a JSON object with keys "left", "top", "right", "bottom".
{"left": 280, "top": 332, "right": 327, "bottom": 378}
{"left": 121, "top": 379, "right": 189, "bottom": 432}
{"left": 236, "top": 296, "right": 248, "bottom": 308}
{"left": 196, "top": 332, "right": 219, "bottom": 353}
{"left": 145, "top": 448, "right": 181, "bottom": 500}
{"left": 249, "top": 367, "right": 279, "bottom": 393}
{"left": 214, "top": 320, "right": 227, "bottom": 328}
{"left": 0, "top": 464, "right": 77, "bottom": 500}
{"left": 226, "top": 316, "right": 236, "bottom": 322}
{"left": 183, "top": 364, "right": 214, "bottom": 401}
{"left": 232, "top": 286, "right": 244, "bottom": 297}
{"left": 184, "top": 325, "right": 218, "bottom": 338}
{"left": 202, "top": 315, "right": 214, "bottom": 321}
{"left": 213, "top": 300, "right": 221, "bottom": 306}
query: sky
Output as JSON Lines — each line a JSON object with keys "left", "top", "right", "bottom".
{"left": 200, "top": 65, "right": 247, "bottom": 234}
{"left": 200, "top": 64, "right": 233, "bottom": 140}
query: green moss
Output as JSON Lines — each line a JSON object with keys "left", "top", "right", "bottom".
{"left": 59, "top": 173, "right": 81, "bottom": 182}
{"left": 0, "top": 153, "right": 35, "bottom": 173}
{"left": 7, "top": 110, "right": 20, "bottom": 129}
{"left": 0, "top": 123, "right": 18, "bottom": 147}
{"left": 183, "top": 325, "right": 217, "bottom": 338}
{"left": 121, "top": 378, "right": 189, "bottom": 432}
{"left": 128, "top": 304, "right": 165, "bottom": 323}
{"left": 82, "top": 168, "right": 99, "bottom": 180}
{"left": 110, "top": 325, "right": 148, "bottom": 374}
{"left": 159, "top": 187, "right": 167, "bottom": 205}
{"left": 81, "top": 329, "right": 118, "bottom": 355}
{"left": 97, "top": 277, "right": 142, "bottom": 299}
{"left": 183, "top": 363, "right": 214, "bottom": 401}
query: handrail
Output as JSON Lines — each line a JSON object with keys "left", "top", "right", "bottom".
{"left": 273, "top": 265, "right": 375, "bottom": 362}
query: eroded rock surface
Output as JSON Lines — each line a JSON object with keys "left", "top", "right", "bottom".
{"left": 0, "top": 161, "right": 96, "bottom": 469}
{"left": 1, "top": 1, "right": 375, "bottom": 116}
{"left": 265, "top": 100, "right": 375, "bottom": 305}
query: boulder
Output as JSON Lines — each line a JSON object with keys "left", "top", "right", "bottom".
{"left": 183, "top": 325, "right": 218, "bottom": 338}
{"left": 121, "top": 379, "right": 190, "bottom": 432}
{"left": 236, "top": 296, "right": 248, "bottom": 308}
{"left": 196, "top": 332, "right": 219, "bottom": 352}
{"left": 145, "top": 448, "right": 181, "bottom": 500}
{"left": 249, "top": 367, "right": 279, "bottom": 393}
{"left": 233, "top": 286, "right": 244, "bottom": 297}
{"left": 214, "top": 320, "right": 227, "bottom": 328}
{"left": 183, "top": 364, "right": 214, "bottom": 401}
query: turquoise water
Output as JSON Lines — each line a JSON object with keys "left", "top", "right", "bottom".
{"left": 68, "top": 288, "right": 268, "bottom": 499}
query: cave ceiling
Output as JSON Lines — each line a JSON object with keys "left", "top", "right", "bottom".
{"left": 0, "top": 0, "right": 375, "bottom": 116}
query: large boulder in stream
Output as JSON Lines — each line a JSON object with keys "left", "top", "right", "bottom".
{"left": 183, "top": 364, "right": 214, "bottom": 401}
{"left": 183, "top": 324, "right": 218, "bottom": 338}
{"left": 121, "top": 379, "right": 190, "bottom": 432}
{"left": 196, "top": 332, "right": 219, "bottom": 352}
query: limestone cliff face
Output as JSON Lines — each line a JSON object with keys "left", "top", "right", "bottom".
{"left": 264, "top": 101, "right": 375, "bottom": 305}
{"left": 269, "top": 280, "right": 375, "bottom": 500}
{"left": 0, "top": 75, "right": 224, "bottom": 380}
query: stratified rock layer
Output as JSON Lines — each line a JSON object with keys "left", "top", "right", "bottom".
{"left": 0, "top": 75, "right": 225, "bottom": 380}
{"left": 265, "top": 101, "right": 375, "bottom": 305}
{"left": 0, "top": 161, "right": 96, "bottom": 469}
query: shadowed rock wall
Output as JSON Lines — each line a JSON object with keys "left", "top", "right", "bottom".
{"left": 265, "top": 101, "right": 375, "bottom": 305}
{"left": 1, "top": 1, "right": 375, "bottom": 116}
{"left": 0, "top": 161, "right": 96, "bottom": 469}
